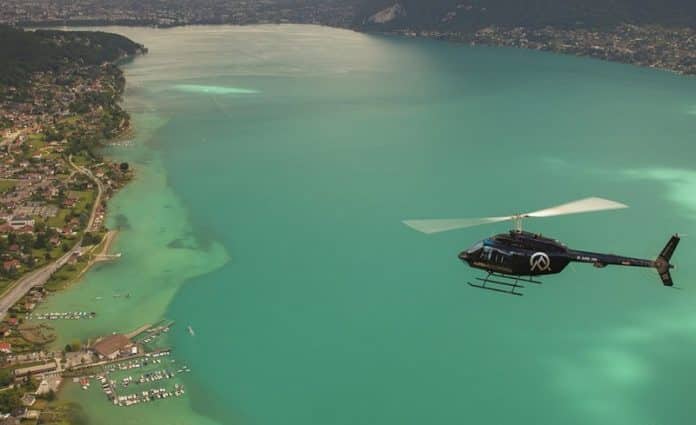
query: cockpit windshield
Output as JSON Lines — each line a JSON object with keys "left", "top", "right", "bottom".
{"left": 466, "top": 241, "right": 484, "bottom": 254}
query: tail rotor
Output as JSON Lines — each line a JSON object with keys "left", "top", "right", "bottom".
{"left": 655, "top": 234, "right": 680, "bottom": 286}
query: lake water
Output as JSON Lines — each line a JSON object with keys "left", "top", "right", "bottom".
{"left": 42, "top": 25, "right": 696, "bottom": 425}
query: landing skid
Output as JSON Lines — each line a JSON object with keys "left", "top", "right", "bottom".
{"left": 467, "top": 272, "right": 542, "bottom": 296}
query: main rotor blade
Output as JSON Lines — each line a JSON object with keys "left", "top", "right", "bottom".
{"left": 525, "top": 197, "right": 628, "bottom": 218}
{"left": 402, "top": 216, "right": 511, "bottom": 234}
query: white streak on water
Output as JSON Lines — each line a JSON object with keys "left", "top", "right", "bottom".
{"left": 172, "top": 84, "right": 259, "bottom": 95}
{"left": 623, "top": 168, "right": 696, "bottom": 217}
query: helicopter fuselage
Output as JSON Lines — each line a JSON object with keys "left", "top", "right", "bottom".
{"left": 458, "top": 230, "right": 659, "bottom": 277}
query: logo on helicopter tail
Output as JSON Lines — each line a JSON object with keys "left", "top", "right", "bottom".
{"left": 530, "top": 252, "right": 551, "bottom": 272}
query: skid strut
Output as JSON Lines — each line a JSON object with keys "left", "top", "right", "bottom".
{"left": 467, "top": 272, "right": 542, "bottom": 296}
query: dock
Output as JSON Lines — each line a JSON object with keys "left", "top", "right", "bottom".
{"left": 125, "top": 324, "right": 152, "bottom": 339}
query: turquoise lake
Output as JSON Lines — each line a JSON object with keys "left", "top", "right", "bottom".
{"left": 44, "top": 25, "right": 696, "bottom": 425}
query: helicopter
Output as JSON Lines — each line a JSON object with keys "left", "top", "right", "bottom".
{"left": 403, "top": 197, "right": 680, "bottom": 296}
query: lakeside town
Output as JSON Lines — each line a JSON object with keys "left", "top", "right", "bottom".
{"left": 0, "top": 27, "right": 153, "bottom": 423}
{"left": 0, "top": 0, "right": 356, "bottom": 28}
{"left": 1, "top": 1, "right": 695, "bottom": 76}
{"left": 391, "top": 24, "right": 696, "bottom": 76}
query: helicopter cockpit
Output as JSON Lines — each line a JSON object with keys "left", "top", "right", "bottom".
{"left": 465, "top": 241, "right": 484, "bottom": 255}
{"left": 459, "top": 239, "right": 514, "bottom": 266}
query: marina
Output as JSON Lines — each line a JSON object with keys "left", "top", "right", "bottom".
{"left": 72, "top": 350, "right": 189, "bottom": 408}
{"left": 28, "top": 311, "right": 96, "bottom": 320}
{"left": 60, "top": 322, "right": 189, "bottom": 411}
{"left": 113, "top": 384, "right": 186, "bottom": 407}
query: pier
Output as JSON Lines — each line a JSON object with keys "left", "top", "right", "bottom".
{"left": 125, "top": 324, "right": 152, "bottom": 339}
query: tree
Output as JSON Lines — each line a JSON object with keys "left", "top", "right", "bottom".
{"left": 83, "top": 232, "right": 102, "bottom": 246}
{"left": 34, "top": 220, "right": 46, "bottom": 234}
{"left": 34, "top": 232, "right": 47, "bottom": 249}
{"left": 0, "top": 369, "right": 12, "bottom": 387}
{"left": 0, "top": 388, "right": 22, "bottom": 413}
{"left": 24, "top": 376, "right": 37, "bottom": 392}
{"left": 70, "top": 340, "right": 81, "bottom": 352}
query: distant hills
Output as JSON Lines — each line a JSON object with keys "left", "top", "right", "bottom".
{"left": 354, "top": 0, "right": 696, "bottom": 30}
{"left": 1, "top": 0, "right": 694, "bottom": 31}
{"left": 0, "top": 25, "right": 145, "bottom": 85}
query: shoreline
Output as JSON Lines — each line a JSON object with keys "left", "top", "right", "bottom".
{"left": 14, "top": 21, "right": 696, "bottom": 77}
{"left": 73, "top": 230, "right": 120, "bottom": 282}
{"left": 377, "top": 24, "right": 696, "bottom": 77}
{"left": 0, "top": 26, "right": 149, "bottom": 421}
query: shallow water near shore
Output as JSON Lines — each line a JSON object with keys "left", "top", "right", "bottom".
{"left": 37, "top": 25, "right": 696, "bottom": 425}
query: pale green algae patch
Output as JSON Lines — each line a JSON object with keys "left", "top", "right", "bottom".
{"left": 173, "top": 84, "right": 259, "bottom": 94}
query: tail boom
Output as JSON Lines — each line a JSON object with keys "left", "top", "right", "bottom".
{"left": 567, "top": 234, "right": 680, "bottom": 286}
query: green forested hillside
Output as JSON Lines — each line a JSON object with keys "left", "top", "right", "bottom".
{"left": 0, "top": 25, "right": 144, "bottom": 85}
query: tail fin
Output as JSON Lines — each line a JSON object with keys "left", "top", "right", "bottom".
{"left": 656, "top": 234, "right": 680, "bottom": 286}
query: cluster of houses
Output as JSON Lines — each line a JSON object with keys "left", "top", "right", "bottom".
{"left": 0, "top": 327, "right": 149, "bottom": 422}
{"left": 0, "top": 287, "right": 46, "bottom": 343}
{"left": 0, "top": 137, "right": 127, "bottom": 279}
{"left": 0, "top": 0, "right": 356, "bottom": 28}
{"left": 402, "top": 23, "right": 696, "bottom": 76}
{"left": 1, "top": 68, "right": 105, "bottom": 133}
{"left": 0, "top": 38, "right": 140, "bottom": 422}
{"left": 3, "top": 333, "right": 140, "bottom": 404}
{"left": 0, "top": 142, "right": 91, "bottom": 276}
{"left": 0, "top": 38, "right": 138, "bottom": 285}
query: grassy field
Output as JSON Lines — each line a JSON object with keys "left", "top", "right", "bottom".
{"left": 47, "top": 189, "right": 94, "bottom": 228}
{"left": 0, "top": 280, "right": 11, "bottom": 295}
{"left": 31, "top": 245, "right": 67, "bottom": 269}
{"left": 0, "top": 179, "right": 17, "bottom": 193}
{"left": 47, "top": 209, "right": 69, "bottom": 228}
{"left": 45, "top": 256, "right": 89, "bottom": 292}
{"left": 36, "top": 398, "right": 85, "bottom": 425}
{"left": 71, "top": 153, "right": 91, "bottom": 167}
{"left": 26, "top": 133, "right": 46, "bottom": 151}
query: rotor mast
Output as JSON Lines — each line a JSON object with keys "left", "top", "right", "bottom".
{"left": 511, "top": 214, "right": 527, "bottom": 232}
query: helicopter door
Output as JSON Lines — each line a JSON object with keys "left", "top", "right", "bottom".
{"left": 483, "top": 246, "right": 507, "bottom": 265}
{"left": 494, "top": 250, "right": 505, "bottom": 265}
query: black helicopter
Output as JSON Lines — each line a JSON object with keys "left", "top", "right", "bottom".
{"left": 403, "top": 197, "right": 680, "bottom": 296}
